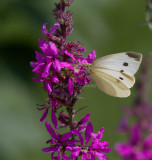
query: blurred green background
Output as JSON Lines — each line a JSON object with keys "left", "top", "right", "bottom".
{"left": 0, "top": 0, "right": 152, "bottom": 159}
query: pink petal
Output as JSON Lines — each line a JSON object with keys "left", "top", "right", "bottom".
{"left": 90, "top": 155, "right": 96, "bottom": 160}
{"left": 56, "top": 149, "right": 60, "bottom": 160}
{"left": 68, "top": 78, "right": 73, "bottom": 95}
{"left": 115, "top": 143, "right": 133, "bottom": 156}
{"left": 40, "top": 108, "right": 49, "bottom": 122}
{"left": 62, "top": 153, "right": 71, "bottom": 160}
{"left": 71, "top": 147, "right": 81, "bottom": 160}
{"left": 130, "top": 124, "right": 141, "bottom": 145}
{"left": 85, "top": 50, "right": 96, "bottom": 63}
{"left": 66, "top": 140, "right": 80, "bottom": 146}
{"left": 72, "top": 130, "right": 84, "bottom": 145}
{"left": 61, "top": 132, "right": 72, "bottom": 142}
{"left": 42, "top": 23, "right": 49, "bottom": 36}
{"left": 50, "top": 23, "right": 60, "bottom": 35}
{"left": 85, "top": 122, "right": 93, "bottom": 145}
{"left": 144, "top": 135, "right": 152, "bottom": 148}
{"left": 32, "top": 63, "right": 45, "bottom": 74}
{"left": 46, "top": 56, "right": 53, "bottom": 63}
{"left": 51, "top": 152, "right": 54, "bottom": 160}
{"left": 60, "top": 62, "right": 74, "bottom": 70}
{"left": 43, "top": 81, "right": 52, "bottom": 93}
{"left": 41, "top": 62, "right": 52, "bottom": 78}
{"left": 52, "top": 101, "right": 59, "bottom": 107}
{"left": 48, "top": 41, "right": 58, "bottom": 56}
{"left": 42, "top": 147, "right": 58, "bottom": 153}
{"left": 30, "top": 61, "right": 39, "bottom": 69}
{"left": 142, "top": 150, "right": 152, "bottom": 158}
{"left": 82, "top": 153, "right": 90, "bottom": 160}
{"left": 79, "top": 113, "right": 90, "bottom": 125}
{"left": 35, "top": 51, "right": 45, "bottom": 62}
{"left": 92, "top": 128, "right": 104, "bottom": 143}
{"left": 63, "top": 50, "right": 77, "bottom": 63}
{"left": 51, "top": 72, "right": 59, "bottom": 83}
{"left": 39, "top": 38, "right": 49, "bottom": 54}
{"left": 53, "top": 59, "right": 61, "bottom": 71}
{"left": 51, "top": 109, "right": 58, "bottom": 129}
{"left": 117, "top": 117, "right": 129, "bottom": 132}
{"left": 95, "top": 152, "right": 107, "bottom": 160}
{"left": 45, "top": 121, "right": 57, "bottom": 139}
{"left": 32, "top": 76, "right": 43, "bottom": 82}
{"left": 78, "top": 124, "right": 87, "bottom": 132}
{"left": 76, "top": 47, "right": 86, "bottom": 53}
{"left": 76, "top": 77, "right": 84, "bottom": 85}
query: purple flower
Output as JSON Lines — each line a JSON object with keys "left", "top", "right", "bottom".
{"left": 85, "top": 50, "right": 96, "bottom": 63}
{"left": 31, "top": 23, "right": 97, "bottom": 120}
{"left": 117, "top": 117, "right": 129, "bottom": 133}
{"left": 30, "top": 39, "right": 58, "bottom": 79}
{"left": 72, "top": 113, "right": 91, "bottom": 132}
{"left": 78, "top": 50, "right": 96, "bottom": 64}
{"left": 115, "top": 58, "right": 152, "bottom": 160}
{"left": 58, "top": 112, "right": 90, "bottom": 133}
{"left": 31, "top": 24, "right": 96, "bottom": 98}
{"left": 40, "top": 107, "right": 49, "bottom": 122}
{"left": 63, "top": 50, "right": 77, "bottom": 64}
{"left": 32, "top": 2, "right": 112, "bottom": 160}
{"left": 37, "top": 98, "right": 60, "bottom": 122}
{"left": 39, "top": 38, "right": 58, "bottom": 57}
{"left": 42, "top": 110, "right": 78, "bottom": 159}
{"left": 79, "top": 113, "right": 90, "bottom": 125}
{"left": 66, "top": 122, "right": 111, "bottom": 160}
{"left": 30, "top": 38, "right": 73, "bottom": 95}
{"left": 115, "top": 124, "right": 152, "bottom": 160}
{"left": 68, "top": 78, "right": 73, "bottom": 95}
{"left": 42, "top": 23, "right": 60, "bottom": 37}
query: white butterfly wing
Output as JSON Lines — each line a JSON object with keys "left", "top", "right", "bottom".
{"left": 93, "top": 52, "right": 142, "bottom": 77}
{"left": 93, "top": 68, "right": 135, "bottom": 88}
{"left": 91, "top": 69, "right": 130, "bottom": 97}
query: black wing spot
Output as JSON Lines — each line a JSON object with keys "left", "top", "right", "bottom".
{"left": 119, "top": 77, "right": 123, "bottom": 80}
{"left": 123, "top": 62, "right": 128, "bottom": 66}
{"left": 120, "top": 70, "right": 124, "bottom": 73}
{"left": 126, "top": 52, "right": 141, "bottom": 61}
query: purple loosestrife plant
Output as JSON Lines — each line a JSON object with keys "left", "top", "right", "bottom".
{"left": 115, "top": 58, "right": 152, "bottom": 160}
{"left": 30, "top": 0, "right": 111, "bottom": 159}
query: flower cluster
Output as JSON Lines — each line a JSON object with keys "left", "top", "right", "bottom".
{"left": 31, "top": 21, "right": 96, "bottom": 120}
{"left": 42, "top": 110, "right": 111, "bottom": 160}
{"left": 115, "top": 58, "right": 152, "bottom": 160}
{"left": 30, "top": 0, "right": 111, "bottom": 159}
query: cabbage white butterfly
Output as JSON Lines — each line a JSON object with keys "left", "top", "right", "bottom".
{"left": 84, "top": 52, "right": 142, "bottom": 97}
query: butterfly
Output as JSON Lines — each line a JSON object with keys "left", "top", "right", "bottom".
{"left": 84, "top": 52, "right": 142, "bottom": 97}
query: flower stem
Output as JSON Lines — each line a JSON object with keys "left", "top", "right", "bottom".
{"left": 61, "top": 2, "right": 67, "bottom": 40}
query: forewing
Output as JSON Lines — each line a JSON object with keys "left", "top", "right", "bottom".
{"left": 91, "top": 69, "right": 130, "bottom": 97}
{"left": 93, "top": 52, "right": 142, "bottom": 77}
